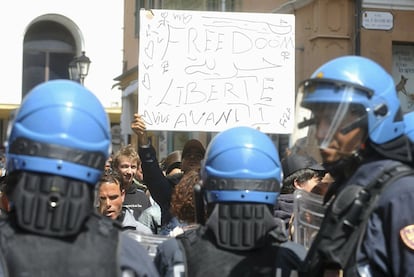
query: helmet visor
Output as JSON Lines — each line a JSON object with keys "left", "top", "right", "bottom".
{"left": 297, "top": 80, "right": 369, "bottom": 160}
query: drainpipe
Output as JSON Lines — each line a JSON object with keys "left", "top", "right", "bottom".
{"left": 355, "top": 0, "right": 362, "bottom": 55}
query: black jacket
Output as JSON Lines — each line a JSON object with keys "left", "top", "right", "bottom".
{"left": 138, "top": 144, "right": 182, "bottom": 225}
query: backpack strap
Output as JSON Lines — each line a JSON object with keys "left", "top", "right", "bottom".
{"left": 343, "top": 163, "right": 413, "bottom": 229}
{"left": 304, "top": 162, "right": 414, "bottom": 275}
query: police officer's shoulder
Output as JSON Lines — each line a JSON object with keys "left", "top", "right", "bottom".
{"left": 155, "top": 235, "right": 185, "bottom": 276}
{"left": 0, "top": 216, "right": 7, "bottom": 227}
{"left": 156, "top": 226, "right": 202, "bottom": 263}
{"left": 0, "top": 215, "right": 14, "bottom": 239}
{"left": 278, "top": 240, "right": 308, "bottom": 260}
{"left": 268, "top": 224, "right": 307, "bottom": 261}
{"left": 119, "top": 231, "right": 160, "bottom": 277}
{"left": 88, "top": 212, "right": 123, "bottom": 235}
{"left": 157, "top": 236, "right": 181, "bottom": 257}
{"left": 176, "top": 224, "right": 205, "bottom": 244}
{"left": 377, "top": 165, "right": 414, "bottom": 203}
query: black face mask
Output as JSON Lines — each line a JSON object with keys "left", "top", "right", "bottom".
{"left": 206, "top": 202, "right": 279, "bottom": 251}
{"left": 321, "top": 151, "right": 363, "bottom": 204}
{"left": 9, "top": 171, "right": 93, "bottom": 237}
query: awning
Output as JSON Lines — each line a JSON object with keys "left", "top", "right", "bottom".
{"left": 0, "top": 104, "right": 19, "bottom": 120}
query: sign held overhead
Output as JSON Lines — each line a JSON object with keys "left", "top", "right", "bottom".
{"left": 138, "top": 9, "right": 295, "bottom": 134}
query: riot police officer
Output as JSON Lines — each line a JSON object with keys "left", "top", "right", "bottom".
{"left": 1, "top": 80, "right": 159, "bottom": 276}
{"left": 297, "top": 56, "right": 414, "bottom": 276}
{"left": 154, "top": 126, "right": 306, "bottom": 277}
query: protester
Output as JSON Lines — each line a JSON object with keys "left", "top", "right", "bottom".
{"left": 281, "top": 152, "right": 326, "bottom": 194}
{"left": 131, "top": 114, "right": 205, "bottom": 227}
{"left": 297, "top": 55, "right": 414, "bottom": 276}
{"left": 138, "top": 150, "right": 182, "bottom": 234}
{"left": 154, "top": 126, "right": 306, "bottom": 277}
{"left": 160, "top": 150, "right": 182, "bottom": 176}
{"left": 112, "top": 144, "right": 151, "bottom": 219}
{"left": 0, "top": 80, "right": 159, "bottom": 276}
{"left": 274, "top": 152, "right": 327, "bottom": 232}
{"left": 104, "top": 154, "right": 113, "bottom": 174}
{"left": 98, "top": 171, "right": 152, "bottom": 234}
{"left": 160, "top": 169, "right": 199, "bottom": 236}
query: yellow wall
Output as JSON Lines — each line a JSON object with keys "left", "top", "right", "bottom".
{"left": 361, "top": 9, "right": 414, "bottom": 71}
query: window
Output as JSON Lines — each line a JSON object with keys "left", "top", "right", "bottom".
{"left": 207, "top": 0, "right": 235, "bottom": 11}
{"left": 135, "top": 0, "right": 158, "bottom": 38}
{"left": 392, "top": 43, "right": 414, "bottom": 114}
{"left": 22, "top": 20, "right": 76, "bottom": 97}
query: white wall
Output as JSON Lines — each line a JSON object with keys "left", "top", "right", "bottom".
{"left": 0, "top": 0, "right": 123, "bottom": 108}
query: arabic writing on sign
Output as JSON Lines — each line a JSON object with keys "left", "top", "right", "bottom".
{"left": 138, "top": 9, "right": 295, "bottom": 134}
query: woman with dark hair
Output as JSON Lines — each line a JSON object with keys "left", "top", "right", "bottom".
{"left": 161, "top": 169, "right": 200, "bottom": 236}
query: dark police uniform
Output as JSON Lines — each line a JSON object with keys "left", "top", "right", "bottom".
{"left": 0, "top": 213, "right": 160, "bottom": 277}
{"left": 307, "top": 159, "right": 414, "bottom": 277}
{"left": 348, "top": 160, "right": 414, "bottom": 276}
{"left": 155, "top": 224, "right": 306, "bottom": 277}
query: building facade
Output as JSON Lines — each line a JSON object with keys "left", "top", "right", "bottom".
{"left": 2, "top": 0, "right": 414, "bottom": 161}
{"left": 0, "top": 0, "right": 124, "bottom": 153}
{"left": 117, "top": 0, "right": 414, "bottom": 159}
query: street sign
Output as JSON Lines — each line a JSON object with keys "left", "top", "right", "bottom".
{"left": 362, "top": 11, "right": 393, "bottom": 30}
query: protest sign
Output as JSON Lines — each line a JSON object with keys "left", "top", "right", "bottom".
{"left": 139, "top": 9, "right": 295, "bottom": 134}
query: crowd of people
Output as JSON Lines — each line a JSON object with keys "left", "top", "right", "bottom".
{"left": 0, "top": 55, "right": 414, "bottom": 276}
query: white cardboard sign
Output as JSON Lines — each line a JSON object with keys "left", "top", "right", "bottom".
{"left": 138, "top": 9, "right": 295, "bottom": 134}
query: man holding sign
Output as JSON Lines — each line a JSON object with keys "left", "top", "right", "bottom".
{"left": 131, "top": 113, "right": 205, "bottom": 228}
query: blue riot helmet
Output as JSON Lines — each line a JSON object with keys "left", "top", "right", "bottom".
{"left": 5, "top": 80, "right": 111, "bottom": 237}
{"left": 201, "top": 126, "right": 282, "bottom": 205}
{"left": 199, "top": 126, "right": 282, "bottom": 250}
{"left": 6, "top": 80, "right": 111, "bottom": 183}
{"left": 297, "top": 56, "right": 404, "bottom": 166}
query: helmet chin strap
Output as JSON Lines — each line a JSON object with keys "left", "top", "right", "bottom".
{"left": 321, "top": 148, "right": 364, "bottom": 201}
{"left": 327, "top": 152, "right": 362, "bottom": 178}
{"left": 333, "top": 149, "right": 362, "bottom": 159}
